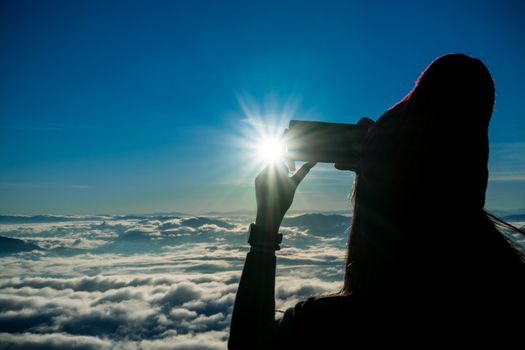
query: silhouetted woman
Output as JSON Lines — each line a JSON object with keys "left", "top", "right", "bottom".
{"left": 229, "top": 54, "right": 524, "bottom": 349}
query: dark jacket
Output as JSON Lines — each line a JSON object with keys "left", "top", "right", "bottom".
{"left": 229, "top": 244, "right": 524, "bottom": 349}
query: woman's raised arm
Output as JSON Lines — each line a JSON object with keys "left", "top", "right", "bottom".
{"left": 228, "top": 162, "right": 315, "bottom": 349}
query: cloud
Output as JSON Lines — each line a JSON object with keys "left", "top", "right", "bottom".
{"left": 119, "top": 228, "right": 161, "bottom": 241}
{"left": 1, "top": 212, "right": 524, "bottom": 349}
{"left": 0, "top": 214, "right": 355, "bottom": 349}
{"left": 130, "top": 331, "right": 228, "bottom": 350}
{"left": 281, "top": 213, "right": 351, "bottom": 236}
{"left": 0, "top": 274, "right": 237, "bottom": 344}
{"left": 489, "top": 172, "right": 525, "bottom": 182}
{"left": 0, "top": 271, "right": 345, "bottom": 348}
{"left": 0, "top": 332, "right": 112, "bottom": 350}
{"left": 156, "top": 282, "right": 202, "bottom": 308}
{"left": 159, "top": 217, "right": 234, "bottom": 231}
{"left": 489, "top": 142, "right": 525, "bottom": 182}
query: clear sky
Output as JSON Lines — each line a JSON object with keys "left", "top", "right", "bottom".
{"left": 1, "top": 0, "right": 524, "bottom": 215}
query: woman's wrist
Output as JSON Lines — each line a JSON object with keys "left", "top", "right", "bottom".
{"left": 255, "top": 212, "right": 282, "bottom": 234}
{"left": 248, "top": 223, "right": 283, "bottom": 252}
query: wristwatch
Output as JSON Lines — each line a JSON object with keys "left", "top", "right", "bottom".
{"left": 248, "top": 223, "right": 283, "bottom": 251}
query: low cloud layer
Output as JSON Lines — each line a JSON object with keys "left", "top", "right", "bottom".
{"left": 4, "top": 212, "right": 520, "bottom": 349}
{"left": 0, "top": 214, "right": 350, "bottom": 349}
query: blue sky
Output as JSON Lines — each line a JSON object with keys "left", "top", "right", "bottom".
{"left": 1, "top": 0, "right": 524, "bottom": 214}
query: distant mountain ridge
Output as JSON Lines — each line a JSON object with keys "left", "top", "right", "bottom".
{"left": 0, "top": 214, "right": 184, "bottom": 224}
{"left": 0, "top": 236, "right": 42, "bottom": 253}
{"left": 1, "top": 211, "right": 522, "bottom": 226}
{"left": 281, "top": 213, "right": 351, "bottom": 235}
{"left": 503, "top": 214, "right": 525, "bottom": 222}
{"left": 0, "top": 215, "right": 104, "bottom": 224}
{"left": 0, "top": 209, "right": 355, "bottom": 224}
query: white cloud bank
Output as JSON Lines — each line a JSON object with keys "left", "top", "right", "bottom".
{"left": 0, "top": 214, "right": 349, "bottom": 349}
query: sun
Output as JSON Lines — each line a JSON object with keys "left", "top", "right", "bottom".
{"left": 257, "top": 137, "right": 285, "bottom": 164}
{"left": 226, "top": 94, "right": 301, "bottom": 176}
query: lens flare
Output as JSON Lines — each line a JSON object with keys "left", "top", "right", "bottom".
{"left": 257, "top": 137, "right": 285, "bottom": 164}
{"left": 224, "top": 94, "right": 302, "bottom": 184}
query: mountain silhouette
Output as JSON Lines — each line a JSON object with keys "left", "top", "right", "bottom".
{"left": 281, "top": 213, "right": 351, "bottom": 235}
{"left": 0, "top": 236, "right": 42, "bottom": 254}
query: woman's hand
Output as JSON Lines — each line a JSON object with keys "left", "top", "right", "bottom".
{"left": 255, "top": 162, "right": 316, "bottom": 233}
{"left": 334, "top": 117, "right": 375, "bottom": 172}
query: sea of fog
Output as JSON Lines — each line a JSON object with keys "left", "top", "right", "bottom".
{"left": 0, "top": 213, "right": 359, "bottom": 349}
{"left": 0, "top": 213, "right": 523, "bottom": 349}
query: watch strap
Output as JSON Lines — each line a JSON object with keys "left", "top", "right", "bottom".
{"left": 248, "top": 223, "right": 283, "bottom": 251}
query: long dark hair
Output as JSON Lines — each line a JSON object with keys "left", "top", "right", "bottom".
{"left": 485, "top": 210, "right": 525, "bottom": 262}
{"left": 341, "top": 54, "right": 524, "bottom": 300}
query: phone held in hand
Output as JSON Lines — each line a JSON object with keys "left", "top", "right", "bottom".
{"left": 284, "top": 120, "right": 368, "bottom": 163}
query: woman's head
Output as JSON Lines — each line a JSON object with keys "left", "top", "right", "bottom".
{"left": 404, "top": 53, "right": 495, "bottom": 121}
{"left": 362, "top": 53, "right": 495, "bottom": 215}
{"left": 343, "top": 54, "right": 497, "bottom": 296}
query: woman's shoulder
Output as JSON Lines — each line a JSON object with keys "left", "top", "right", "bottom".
{"left": 274, "top": 293, "right": 368, "bottom": 348}
{"left": 298, "top": 292, "right": 357, "bottom": 311}
{"left": 277, "top": 292, "right": 361, "bottom": 330}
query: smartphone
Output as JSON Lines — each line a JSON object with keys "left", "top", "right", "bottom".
{"left": 285, "top": 120, "right": 368, "bottom": 163}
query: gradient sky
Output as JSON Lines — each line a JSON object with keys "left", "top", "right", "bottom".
{"left": 1, "top": 0, "right": 524, "bottom": 215}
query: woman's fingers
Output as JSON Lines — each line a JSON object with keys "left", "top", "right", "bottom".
{"left": 276, "top": 162, "right": 289, "bottom": 176}
{"left": 334, "top": 118, "right": 374, "bottom": 172}
{"left": 257, "top": 163, "right": 289, "bottom": 188}
{"left": 255, "top": 163, "right": 271, "bottom": 183}
{"left": 334, "top": 161, "right": 359, "bottom": 171}
{"left": 285, "top": 157, "right": 296, "bottom": 172}
{"left": 291, "top": 161, "right": 316, "bottom": 186}
{"left": 257, "top": 161, "right": 314, "bottom": 188}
